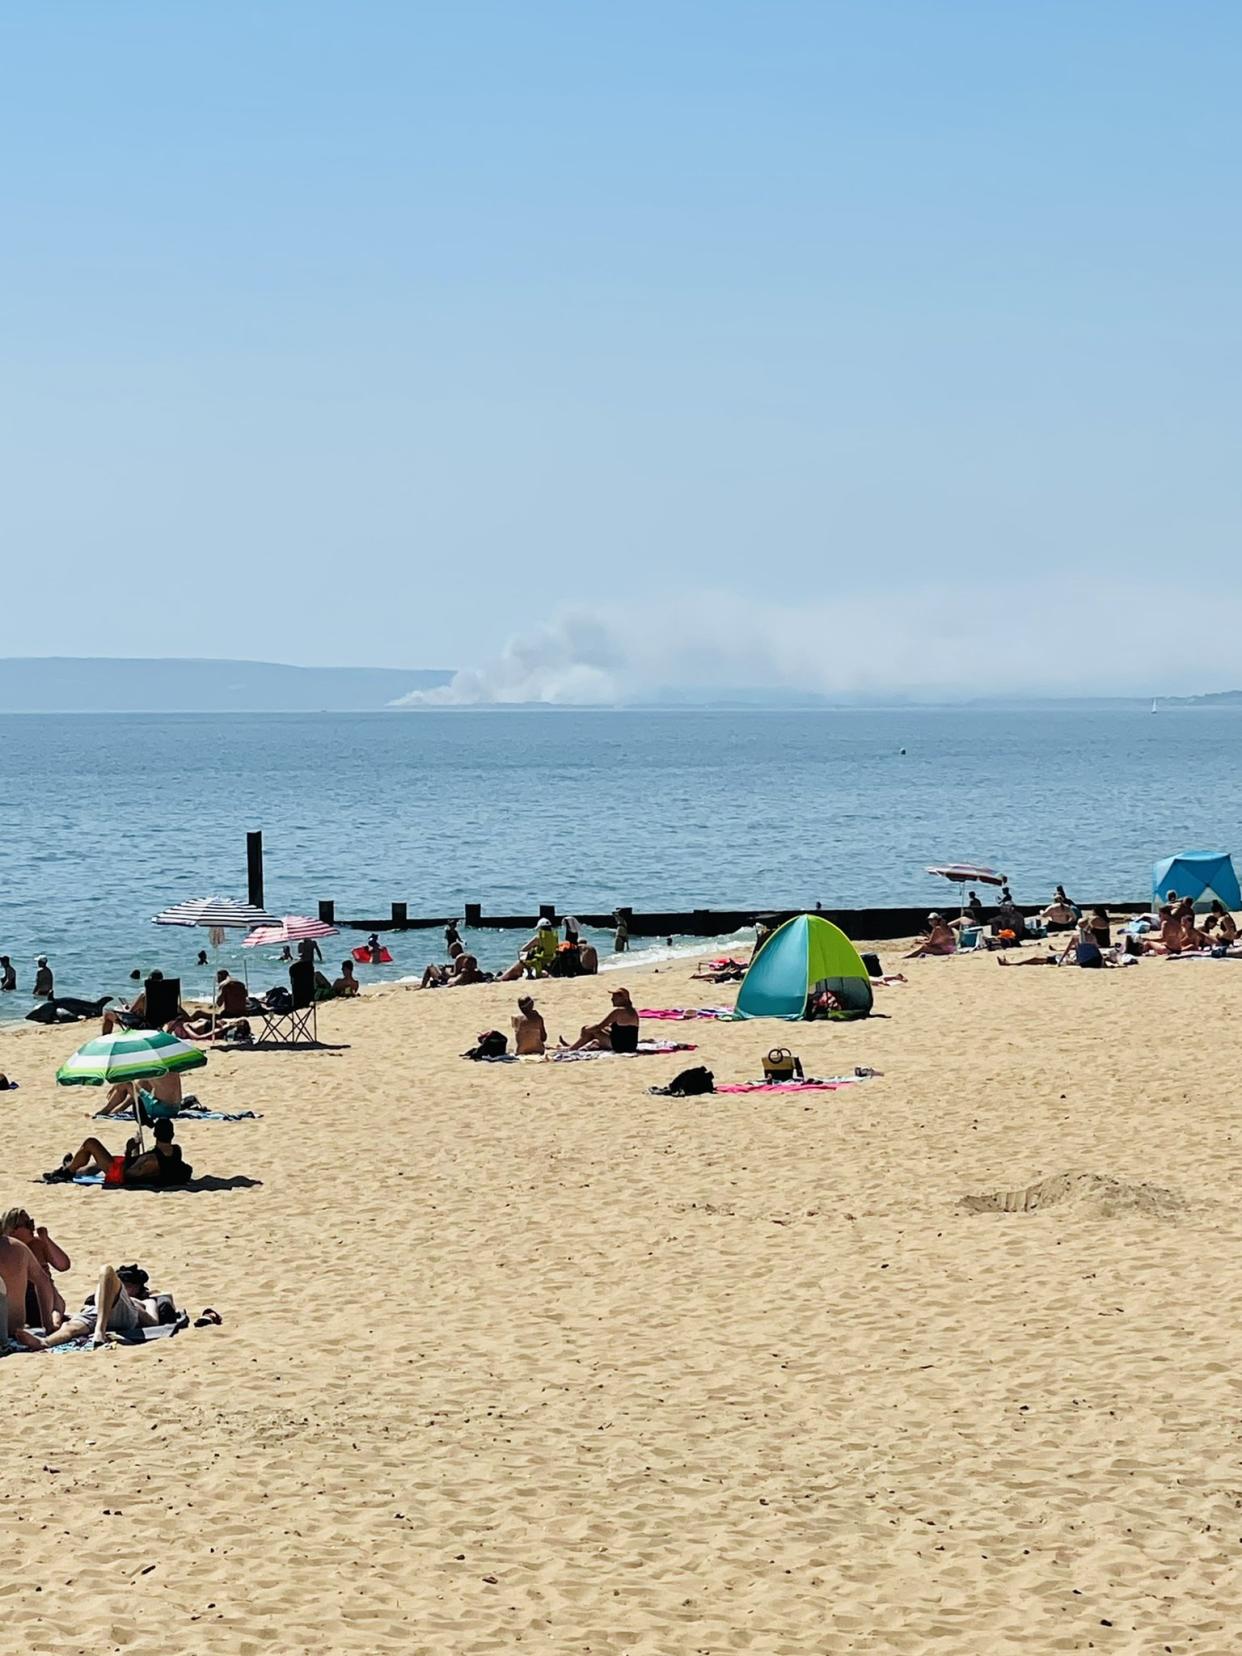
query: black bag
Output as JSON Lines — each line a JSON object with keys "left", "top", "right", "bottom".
{"left": 465, "top": 1029, "right": 508, "bottom": 1060}
{"left": 651, "top": 1065, "right": 715, "bottom": 1097}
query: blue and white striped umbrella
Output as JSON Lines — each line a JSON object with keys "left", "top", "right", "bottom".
{"left": 152, "top": 897, "right": 276, "bottom": 930}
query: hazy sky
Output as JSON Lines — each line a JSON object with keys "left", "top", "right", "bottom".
{"left": 3, "top": 3, "right": 1239, "bottom": 698}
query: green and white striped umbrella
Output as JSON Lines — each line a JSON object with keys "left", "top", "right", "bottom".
{"left": 56, "top": 1030, "right": 208, "bottom": 1088}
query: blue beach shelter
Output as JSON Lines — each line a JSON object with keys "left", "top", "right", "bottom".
{"left": 735, "top": 914, "right": 873, "bottom": 1020}
{"left": 1152, "top": 851, "right": 1241, "bottom": 913}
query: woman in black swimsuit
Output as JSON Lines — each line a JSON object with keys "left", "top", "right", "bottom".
{"left": 566, "top": 988, "right": 641, "bottom": 1052}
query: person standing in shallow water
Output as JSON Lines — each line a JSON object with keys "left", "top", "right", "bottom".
{"left": 0, "top": 956, "right": 15, "bottom": 992}
{"left": 33, "top": 957, "right": 53, "bottom": 999}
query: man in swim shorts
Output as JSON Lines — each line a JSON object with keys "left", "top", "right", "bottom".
{"left": 41, "top": 1264, "right": 161, "bottom": 1348}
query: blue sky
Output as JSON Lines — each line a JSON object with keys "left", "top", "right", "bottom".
{"left": 2, "top": 3, "right": 1239, "bottom": 695}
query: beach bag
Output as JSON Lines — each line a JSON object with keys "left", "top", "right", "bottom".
{"left": 762, "top": 1048, "right": 803, "bottom": 1082}
{"left": 653, "top": 1065, "right": 715, "bottom": 1097}
{"left": 466, "top": 1030, "right": 507, "bottom": 1060}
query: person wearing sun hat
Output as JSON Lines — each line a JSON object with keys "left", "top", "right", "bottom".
{"left": 904, "top": 914, "right": 957, "bottom": 959}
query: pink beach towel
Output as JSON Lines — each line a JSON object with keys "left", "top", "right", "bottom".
{"left": 714, "top": 1080, "right": 849, "bottom": 1094}
{"left": 636, "top": 1007, "right": 734, "bottom": 1020}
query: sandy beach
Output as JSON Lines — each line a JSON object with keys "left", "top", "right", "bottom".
{"left": 2, "top": 943, "right": 1241, "bottom": 1654}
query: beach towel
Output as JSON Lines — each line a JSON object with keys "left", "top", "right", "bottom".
{"left": 550, "top": 1040, "right": 696, "bottom": 1062}
{"left": 94, "top": 1104, "right": 261, "bottom": 1123}
{"left": 635, "top": 1007, "right": 734, "bottom": 1020}
{"left": 713, "top": 1079, "right": 851, "bottom": 1094}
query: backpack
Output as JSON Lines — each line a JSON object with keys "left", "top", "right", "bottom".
{"left": 465, "top": 1029, "right": 508, "bottom": 1061}
{"left": 650, "top": 1065, "right": 715, "bottom": 1097}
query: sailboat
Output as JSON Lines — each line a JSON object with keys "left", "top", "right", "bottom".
{"left": 1151, "top": 697, "right": 1159, "bottom": 714}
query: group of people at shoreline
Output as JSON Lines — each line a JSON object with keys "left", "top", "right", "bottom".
{"left": 904, "top": 881, "right": 1242, "bottom": 969}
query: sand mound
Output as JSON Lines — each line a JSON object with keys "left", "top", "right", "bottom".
{"left": 961, "top": 1171, "right": 1188, "bottom": 1218}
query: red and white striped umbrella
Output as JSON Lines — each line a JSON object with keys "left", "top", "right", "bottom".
{"left": 926, "top": 864, "right": 1005, "bottom": 887}
{"left": 242, "top": 915, "right": 340, "bottom": 948}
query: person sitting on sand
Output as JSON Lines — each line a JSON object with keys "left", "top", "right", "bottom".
{"left": 40, "top": 1264, "right": 170, "bottom": 1349}
{"left": 216, "top": 970, "right": 250, "bottom": 1019}
{"left": 98, "top": 1065, "right": 188, "bottom": 1120}
{"left": 1038, "top": 894, "right": 1077, "bottom": 930}
{"left": 1064, "top": 919, "right": 1107, "bottom": 968}
{"left": 0, "top": 1207, "right": 70, "bottom": 1329}
{"left": 448, "top": 952, "right": 488, "bottom": 986}
{"left": 1179, "top": 911, "right": 1212, "bottom": 951}
{"left": 564, "top": 988, "right": 641, "bottom": 1052}
{"left": 577, "top": 940, "right": 599, "bottom": 974}
{"left": 0, "top": 1230, "right": 50, "bottom": 1351}
{"left": 499, "top": 919, "right": 559, "bottom": 981}
{"left": 1088, "top": 906, "right": 1112, "bottom": 948}
{"left": 1217, "top": 909, "right": 1238, "bottom": 943}
{"left": 511, "top": 995, "right": 547, "bottom": 1055}
{"left": 905, "top": 914, "right": 956, "bottom": 959}
{"left": 44, "top": 1117, "right": 192, "bottom": 1187}
{"left": 332, "top": 959, "right": 359, "bottom": 997}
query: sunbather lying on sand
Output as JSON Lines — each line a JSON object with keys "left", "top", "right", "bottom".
{"left": 562, "top": 988, "right": 641, "bottom": 1052}
{"left": 44, "top": 1118, "right": 193, "bottom": 1187}
{"left": 39, "top": 1264, "right": 162, "bottom": 1348}
{"left": 997, "top": 922, "right": 1117, "bottom": 968}
{"left": 691, "top": 957, "right": 747, "bottom": 983}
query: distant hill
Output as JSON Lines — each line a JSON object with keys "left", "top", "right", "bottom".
{"left": 0, "top": 658, "right": 454, "bottom": 712}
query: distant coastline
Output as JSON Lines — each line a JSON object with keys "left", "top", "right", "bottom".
{"left": 0, "top": 657, "right": 1239, "bottom": 713}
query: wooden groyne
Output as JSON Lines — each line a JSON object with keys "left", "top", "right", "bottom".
{"left": 311, "top": 899, "right": 1153, "bottom": 943}
{"left": 246, "top": 821, "right": 1149, "bottom": 945}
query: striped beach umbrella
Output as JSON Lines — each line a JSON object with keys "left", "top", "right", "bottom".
{"left": 242, "top": 915, "right": 339, "bottom": 948}
{"left": 925, "top": 864, "right": 1005, "bottom": 887}
{"left": 56, "top": 1030, "right": 208, "bottom": 1088}
{"left": 152, "top": 897, "right": 277, "bottom": 931}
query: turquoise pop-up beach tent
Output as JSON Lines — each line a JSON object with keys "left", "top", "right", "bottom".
{"left": 735, "top": 914, "right": 873, "bottom": 1020}
{"left": 1153, "top": 851, "right": 1242, "bottom": 913}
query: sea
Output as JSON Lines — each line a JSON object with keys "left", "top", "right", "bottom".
{"left": 0, "top": 706, "right": 1236, "bottom": 1021}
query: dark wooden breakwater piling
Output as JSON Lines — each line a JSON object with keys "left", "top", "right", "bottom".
{"left": 310, "top": 897, "right": 1152, "bottom": 943}
{"left": 245, "top": 830, "right": 1148, "bottom": 945}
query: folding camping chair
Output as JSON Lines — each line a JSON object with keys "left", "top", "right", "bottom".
{"left": 145, "top": 974, "right": 182, "bottom": 1027}
{"left": 257, "top": 961, "right": 319, "bottom": 1045}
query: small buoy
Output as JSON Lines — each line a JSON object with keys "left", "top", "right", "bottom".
{"left": 899, "top": 747, "right": 907, "bottom": 755}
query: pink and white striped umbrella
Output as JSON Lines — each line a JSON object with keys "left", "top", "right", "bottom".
{"left": 242, "top": 915, "right": 340, "bottom": 948}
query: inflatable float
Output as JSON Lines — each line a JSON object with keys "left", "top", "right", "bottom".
{"left": 352, "top": 945, "right": 394, "bottom": 965}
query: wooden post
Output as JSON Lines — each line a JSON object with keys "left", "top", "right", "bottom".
{"left": 318, "top": 900, "right": 335, "bottom": 925}
{"left": 246, "top": 831, "right": 264, "bottom": 910}
{"left": 391, "top": 901, "right": 408, "bottom": 927}
{"left": 539, "top": 902, "right": 556, "bottom": 921}
{"left": 464, "top": 903, "right": 482, "bottom": 927}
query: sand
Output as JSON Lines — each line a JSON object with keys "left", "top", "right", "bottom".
{"left": 2, "top": 943, "right": 1241, "bottom": 1654}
